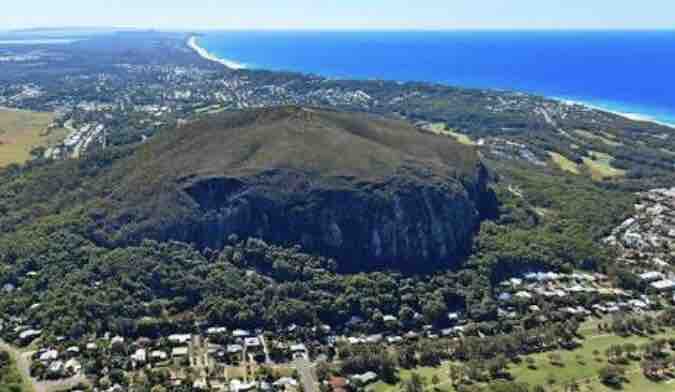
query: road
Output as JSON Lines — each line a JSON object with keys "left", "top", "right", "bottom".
{"left": 258, "top": 334, "right": 272, "bottom": 364}
{"left": 294, "top": 358, "right": 319, "bottom": 392}
{"left": 0, "top": 339, "right": 88, "bottom": 392}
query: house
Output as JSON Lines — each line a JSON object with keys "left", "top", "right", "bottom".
{"left": 168, "top": 334, "right": 191, "bottom": 345}
{"left": 351, "top": 371, "right": 378, "bottom": 385}
{"left": 227, "top": 344, "right": 244, "bottom": 354}
{"left": 650, "top": 279, "right": 675, "bottom": 292}
{"left": 18, "top": 329, "right": 41, "bottom": 343}
{"left": 628, "top": 299, "right": 649, "bottom": 309}
{"left": 207, "top": 327, "right": 227, "bottom": 335}
{"left": 273, "top": 377, "right": 299, "bottom": 389}
{"left": 230, "top": 379, "right": 256, "bottom": 392}
{"left": 319, "top": 324, "right": 332, "bottom": 334}
{"left": 640, "top": 271, "right": 664, "bottom": 282}
{"left": 515, "top": 291, "right": 532, "bottom": 300}
{"left": 382, "top": 315, "right": 397, "bottom": 323}
{"left": 131, "top": 348, "right": 147, "bottom": 363}
{"left": 244, "top": 337, "right": 261, "bottom": 349}
{"left": 290, "top": 343, "right": 307, "bottom": 353}
{"left": 232, "top": 329, "right": 251, "bottom": 338}
{"left": 150, "top": 350, "right": 168, "bottom": 362}
{"left": 404, "top": 331, "right": 420, "bottom": 340}
{"left": 65, "top": 358, "right": 82, "bottom": 375}
{"left": 365, "top": 334, "right": 383, "bottom": 344}
{"left": 172, "top": 347, "right": 189, "bottom": 358}
{"left": 86, "top": 342, "right": 97, "bottom": 351}
{"left": 387, "top": 336, "right": 403, "bottom": 344}
{"left": 111, "top": 336, "right": 125, "bottom": 345}
{"left": 40, "top": 349, "right": 59, "bottom": 362}
{"left": 193, "top": 379, "right": 208, "bottom": 390}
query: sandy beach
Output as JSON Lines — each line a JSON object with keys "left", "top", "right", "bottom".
{"left": 188, "top": 36, "right": 246, "bottom": 70}
{"left": 558, "top": 98, "right": 675, "bottom": 130}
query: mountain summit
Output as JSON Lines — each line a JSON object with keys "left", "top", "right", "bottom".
{"left": 87, "top": 107, "right": 496, "bottom": 270}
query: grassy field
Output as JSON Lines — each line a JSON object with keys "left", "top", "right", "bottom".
{"left": 0, "top": 108, "right": 69, "bottom": 167}
{"left": 0, "top": 349, "right": 33, "bottom": 392}
{"left": 549, "top": 151, "right": 580, "bottom": 174}
{"left": 582, "top": 151, "right": 626, "bottom": 180}
{"left": 428, "top": 123, "right": 476, "bottom": 146}
{"left": 369, "top": 363, "right": 457, "bottom": 392}
{"left": 548, "top": 150, "right": 626, "bottom": 180}
{"left": 510, "top": 330, "right": 675, "bottom": 392}
{"left": 368, "top": 328, "right": 674, "bottom": 392}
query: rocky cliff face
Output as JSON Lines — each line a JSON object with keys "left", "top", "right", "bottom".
{"left": 103, "top": 107, "right": 497, "bottom": 271}
{"left": 175, "top": 167, "right": 493, "bottom": 270}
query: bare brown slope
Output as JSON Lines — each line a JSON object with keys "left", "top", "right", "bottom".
{"left": 125, "top": 106, "right": 478, "bottom": 186}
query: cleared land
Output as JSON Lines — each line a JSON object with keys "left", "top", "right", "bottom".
{"left": 368, "top": 328, "right": 674, "bottom": 392}
{"left": 0, "top": 341, "right": 34, "bottom": 392}
{"left": 0, "top": 108, "right": 68, "bottom": 167}
{"left": 509, "top": 330, "right": 674, "bottom": 392}
{"left": 428, "top": 123, "right": 476, "bottom": 146}
{"left": 549, "top": 150, "right": 626, "bottom": 180}
{"left": 549, "top": 151, "right": 580, "bottom": 174}
{"left": 582, "top": 151, "right": 626, "bottom": 180}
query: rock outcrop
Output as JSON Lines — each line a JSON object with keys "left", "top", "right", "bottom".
{"left": 105, "top": 107, "right": 497, "bottom": 270}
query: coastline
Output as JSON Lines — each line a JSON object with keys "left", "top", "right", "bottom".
{"left": 189, "top": 35, "right": 675, "bottom": 130}
{"left": 556, "top": 98, "right": 675, "bottom": 129}
{"left": 187, "top": 36, "right": 246, "bottom": 70}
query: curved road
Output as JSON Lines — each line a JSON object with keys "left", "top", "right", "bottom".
{"left": 1, "top": 339, "right": 89, "bottom": 392}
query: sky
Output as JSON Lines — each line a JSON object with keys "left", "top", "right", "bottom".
{"left": 2, "top": 0, "right": 675, "bottom": 31}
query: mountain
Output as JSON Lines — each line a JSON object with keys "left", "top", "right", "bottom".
{"left": 0, "top": 107, "right": 631, "bottom": 337}
{"left": 80, "top": 106, "right": 493, "bottom": 270}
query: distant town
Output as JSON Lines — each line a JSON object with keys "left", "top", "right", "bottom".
{"left": 0, "top": 31, "right": 674, "bottom": 392}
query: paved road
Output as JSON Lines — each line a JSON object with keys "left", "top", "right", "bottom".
{"left": 294, "top": 359, "right": 319, "bottom": 392}
{"left": 258, "top": 335, "right": 272, "bottom": 364}
{"left": 1, "top": 339, "right": 89, "bottom": 392}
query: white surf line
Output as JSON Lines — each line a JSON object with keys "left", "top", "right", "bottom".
{"left": 187, "top": 36, "right": 246, "bottom": 70}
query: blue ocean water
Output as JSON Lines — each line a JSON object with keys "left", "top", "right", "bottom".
{"left": 200, "top": 31, "right": 675, "bottom": 125}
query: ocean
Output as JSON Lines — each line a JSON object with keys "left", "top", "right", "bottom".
{"left": 199, "top": 30, "right": 675, "bottom": 125}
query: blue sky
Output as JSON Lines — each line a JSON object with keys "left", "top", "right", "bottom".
{"left": 3, "top": 0, "right": 675, "bottom": 30}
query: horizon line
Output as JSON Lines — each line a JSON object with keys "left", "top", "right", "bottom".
{"left": 5, "top": 26, "right": 675, "bottom": 33}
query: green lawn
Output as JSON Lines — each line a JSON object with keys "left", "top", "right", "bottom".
{"left": 0, "top": 108, "right": 68, "bottom": 168}
{"left": 0, "top": 348, "right": 33, "bottom": 392}
{"left": 509, "top": 330, "right": 673, "bottom": 392}
{"left": 369, "top": 363, "right": 457, "bottom": 392}
{"left": 368, "top": 329, "right": 674, "bottom": 392}
{"left": 549, "top": 151, "right": 580, "bottom": 174}
{"left": 582, "top": 151, "right": 626, "bottom": 180}
{"left": 427, "top": 123, "right": 476, "bottom": 146}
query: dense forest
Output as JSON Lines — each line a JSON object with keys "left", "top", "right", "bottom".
{"left": 0, "top": 128, "right": 634, "bottom": 338}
